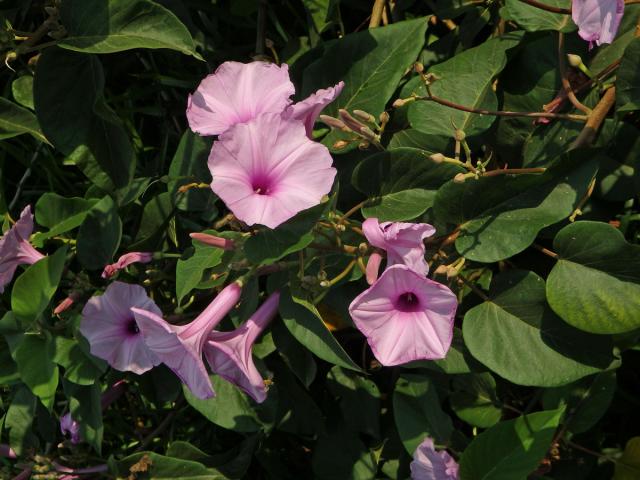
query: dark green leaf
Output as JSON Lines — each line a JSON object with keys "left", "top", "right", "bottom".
{"left": 500, "top": 0, "right": 574, "bottom": 32}
{"left": 77, "top": 195, "right": 122, "bottom": 270}
{"left": 11, "top": 333, "right": 59, "bottom": 410}
{"left": 63, "top": 380, "right": 103, "bottom": 454}
{"left": 450, "top": 373, "right": 502, "bottom": 428}
{"left": 616, "top": 38, "right": 640, "bottom": 113}
{"left": 5, "top": 386, "right": 38, "bottom": 456}
{"left": 0, "top": 97, "right": 47, "bottom": 143}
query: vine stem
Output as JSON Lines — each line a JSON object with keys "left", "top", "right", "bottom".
{"left": 517, "top": 0, "right": 570, "bottom": 14}
{"left": 369, "top": 0, "right": 386, "bottom": 28}
{"left": 571, "top": 87, "right": 616, "bottom": 149}
{"left": 483, "top": 167, "right": 546, "bottom": 177}
{"left": 532, "top": 243, "right": 559, "bottom": 259}
{"left": 457, "top": 273, "right": 491, "bottom": 302}
{"left": 558, "top": 32, "right": 591, "bottom": 115}
{"left": 339, "top": 200, "right": 368, "bottom": 223}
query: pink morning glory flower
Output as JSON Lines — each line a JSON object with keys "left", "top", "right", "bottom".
{"left": 285, "top": 81, "right": 345, "bottom": 137}
{"left": 362, "top": 218, "right": 436, "bottom": 276}
{"left": 131, "top": 282, "right": 243, "bottom": 399}
{"left": 348, "top": 265, "right": 457, "bottom": 366}
{"left": 0, "top": 205, "right": 45, "bottom": 293}
{"left": 410, "top": 437, "right": 459, "bottom": 480}
{"left": 572, "top": 0, "right": 624, "bottom": 47}
{"left": 208, "top": 113, "right": 336, "bottom": 229}
{"left": 80, "top": 282, "right": 162, "bottom": 374}
{"left": 204, "top": 291, "right": 280, "bottom": 403}
{"left": 60, "top": 413, "right": 81, "bottom": 444}
{"left": 187, "top": 61, "right": 295, "bottom": 136}
{"left": 101, "top": 252, "right": 153, "bottom": 279}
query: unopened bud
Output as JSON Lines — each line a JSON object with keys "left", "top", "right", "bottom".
{"left": 333, "top": 139, "right": 350, "bottom": 150}
{"left": 359, "top": 125, "right": 378, "bottom": 142}
{"left": 430, "top": 153, "right": 445, "bottom": 164}
{"left": 358, "top": 140, "right": 371, "bottom": 150}
{"left": 339, "top": 109, "right": 366, "bottom": 132}
{"left": 446, "top": 266, "right": 459, "bottom": 279}
{"left": 319, "top": 115, "right": 349, "bottom": 131}
{"left": 379, "top": 111, "right": 390, "bottom": 124}
{"left": 414, "top": 62, "right": 424, "bottom": 74}
{"left": 453, "top": 173, "right": 468, "bottom": 183}
{"left": 567, "top": 54, "right": 583, "bottom": 68}
{"left": 358, "top": 242, "right": 368, "bottom": 255}
{"left": 189, "top": 232, "right": 235, "bottom": 250}
{"left": 434, "top": 265, "right": 449, "bottom": 276}
{"left": 353, "top": 109, "right": 375, "bottom": 123}
{"left": 454, "top": 129, "right": 466, "bottom": 141}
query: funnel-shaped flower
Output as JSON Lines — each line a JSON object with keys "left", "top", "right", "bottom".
{"left": 187, "top": 61, "right": 295, "bottom": 136}
{"left": 410, "top": 437, "right": 459, "bottom": 480}
{"left": 204, "top": 291, "right": 280, "bottom": 403}
{"left": 349, "top": 265, "right": 457, "bottom": 366}
{"left": 572, "top": 0, "right": 624, "bottom": 47}
{"left": 131, "top": 282, "right": 243, "bottom": 399}
{"left": 286, "top": 82, "right": 344, "bottom": 137}
{"left": 80, "top": 282, "right": 161, "bottom": 374}
{"left": 0, "top": 206, "right": 45, "bottom": 293}
{"left": 362, "top": 218, "right": 436, "bottom": 276}
{"left": 102, "top": 252, "right": 153, "bottom": 279}
{"left": 209, "top": 113, "right": 336, "bottom": 228}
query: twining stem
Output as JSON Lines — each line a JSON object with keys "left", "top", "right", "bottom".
{"left": 457, "top": 273, "right": 491, "bottom": 302}
{"left": 323, "top": 258, "right": 357, "bottom": 287}
{"left": 571, "top": 87, "right": 616, "bottom": 148}
{"left": 558, "top": 33, "right": 591, "bottom": 115}
{"left": 532, "top": 243, "right": 559, "bottom": 259}
{"left": 416, "top": 88, "right": 588, "bottom": 122}
{"left": 518, "top": 0, "right": 570, "bottom": 14}
{"left": 569, "top": 177, "right": 596, "bottom": 222}
{"left": 483, "top": 167, "right": 546, "bottom": 177}
{"left": 339, "top": 200, "right": 369, "bottom": 223}
{"left": 369, "top": 0, "right": 386, "bottom": 28}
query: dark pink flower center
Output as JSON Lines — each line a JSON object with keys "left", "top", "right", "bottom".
{"left": 251, "top": 174, "right": 275, "bottom": 195}
{"left": 125, "top": 318, "right": 140, "bottom": 335}
{"left": 395, "top": 292, "right": 422, "bottom": 312}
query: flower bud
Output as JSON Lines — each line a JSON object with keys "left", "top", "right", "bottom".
{"left": 453, "top": 173, "right": 468, "bottom": 184}
{"left": 454, "top": 129, "right": 466, "bottom": 141}
{"left": 319, "top": 115, "right": 349, "bottom": 131}
{"left": 430, "top": 153, "right": 445, "bottom": 164}
{"left": 434, "top": 265, "right": 449, "bottom": 276}
{"left": 414, "top": 62, "right": 425, "bottom": 74}
{"left": 338, "top": 109, "right": 366, "bottom": 132}
{"left": 353, "top": 109, "right": 375, "bottom": 123}
{"left": 333, "top": 139, "right": 350, "bottom": 150}
{"left": 567, "top": 54, "right": 583, "bottom": 68}
{"left": 379, "top": 111, "right": 390, "bottom": 124}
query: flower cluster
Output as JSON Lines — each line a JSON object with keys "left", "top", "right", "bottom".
{"left": 349, "top": 219, "right": 458, "bottom": 366}
{"left": 187, "top": 61, "right": 342, "bottom": 228}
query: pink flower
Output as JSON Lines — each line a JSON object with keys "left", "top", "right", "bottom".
{"left": 0, "top": 206, "right": 45, "bottom": 293}
{"left": 189, "top": 232, "right": 235, "bottom": 250}
{"left": 131, "top": 282, "right": 243, "bottom": 399}
{"left": 102, "top": 252, "right": 153, "bottom": 279}
{"left": 204, "top": 291, "right": 280, "bottom": 403}
{"left": 286, "top": 82, "right": 345, "bottom": 137}
{"left": 60, "top": 413, "right": 81, "bottom": 444}
{"left": 348, "top": 265, "right": 457, "bottom": 366}
{"left": 572, "top": 0, "right": 624, "bottom": 47}
{"left": 366, "top": 252, "right": 383, "bottom": 285}
{"left": 187, "top": 61, "right": 295, "bottom": 136}
{"left": 0, "top": 444, "right": 17, "bottom": 459}
{"left": 80, "top": 282, "right": 162, "bottom": 374}
{"left": 208, "top": 113, "right": 336, "bottom": 228}
{"left": 410, "top": 437, "right": 459, "bottom": 480}
{"left": 362, "top": 218, "right": 436, "bottom": 276}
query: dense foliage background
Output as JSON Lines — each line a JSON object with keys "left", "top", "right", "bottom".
{"left": 1, "top": 0, "right": 640, "bottom": 478}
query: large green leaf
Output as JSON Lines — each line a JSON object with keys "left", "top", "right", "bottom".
{"left": 11, "top": 247, "right": 67, "bottom": 325}
{"left": 500, "top": 0, "right": 574, "bottom": 32}
{"left": 175, "top": 239, "right": 225, "bottom": 305}
{"left": 458, "top": 408, "right": 564, "bottom": 480}
{"left": 616, "top": 38, "right": 640, "bottom": 114}
{"left": 168, "top": 131, "right": 214, "bottom": 212}
{"left": 117, "top": 452, "right": 226, "bottom": 479}
{"left": 34, "top": 47, "right": 135, "bottom": 190}
{"left": 546, "top": 221, "right": 640, "bottom": 334}
{"left": 5, "top": 386, "right": 38, "bottom": 456}
{"left": 11, "top": 333, "right": 59, "bottom": 410}
{"left": 463, "top": 270, "right": 617, "bottom": 387}
{"left": 393, "top": 374, "right": 453, "bottom": 454}
{"left": 63, "top": 380, "right": 103, "bottom": 454}
{"left": 53, "top": 336, "right": 107, "bottom": 386}
{"left": 59, "top": 0, "right": 201, "bottom": 59}
{"left": 450, "top": 373, "right": 502, "bottom": 428}
{"left": 279, "top": 292, "right": 360, "bottom": 372}
{"left": 434, "top": 150, "right": 599, "bottom": 263}
{"left": 407, "top": 32, "right": 523, "bottom": 140}
{"left": 32, "top": 193, "right": 98, "bottom": 247}
{"left": 77, "top": 195, "right": 122, "bottom": 270}
{"left": 0, "top": 97, "right": 47, "bottom": 143}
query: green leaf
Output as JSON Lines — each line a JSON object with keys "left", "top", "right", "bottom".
{"left": 312, "top": 429, "right": 378, "bottom": 480}
{"left": 59, "top": 0, "right": 201, "bottom": 59}
{"left": 183, "top": 375, "right": 262, "bottom": 433}
{"left": 546, "top": 221, "right": 640, "bottom": 334}
{"left": 0, "top": 97, "right": 47, "bottom": 143}
{"left": 77, "top": 195, "right": 122, "bottom": 270}
{"left": 458, "top": 408, "right": 564, "bottom": 480}
{"left": 463, "top": 270, "right": 617, "bottom": 387}
{"left": 35, "top": 193, "right": 97, "bottom": 228}
{"left": 272, "top": 321, "right": 317, "bottom": 387}
{"left": 131, "top": 191, "right": 175, "bottom": 250}
{"left": 11, "top": 247, "right": 67, "bottom": 325}
{"left": 434, "top": 150, "right": 599, "bottom": 263}
{"left": 34, "top": 48, "right": 135, "bottom": 190}
{"left": 500, "top": 0, "right": 575, "bottom": 32}
{"left": 542, "top": 372, "right": 616, "bottom": 434}
{"left": 53, "top": 336, "right": 106, "bottom": 386}
{"left": 244, "top": 204, "right": 325, "bottom": 266}
{"left": 302, "top": 17, "right": 428, "bottom": 147}
{"left": 616, "top": 38, "right": 640, "bottom": 113}
{"left": 168, "top": 131, "right": 214, "bottom": 212}
{"left": 407, "top": 32, "right": 523, "bottom": 140}
{"left": 5, "top": 386, "right": 38, "bottom": 456}
{"left": 63, "top": 380, "right": 103, "bottom": 454}
{"left": 176, "top": 241, "right": 225, "bottom": 305}
{"left": 615, "top": 437, "right": 640, "bottom": 480}
{"left": 393, "top": 373, "right": 453, "bottom": 454}
{"left": 11, "top": 75, "right": 35, "bottom": 110}
{"left": 362, "top": 189, "right": 437, "bottom": 222}
{"left": 450, "top": 373, "right": 502, "bottom": 428}
{"left": 279, "top": 292, "right": 360, "bottom": 372}
{"left": 11, "top": 334, "right": 59, "bottom": 410}
{"left": 117, "top": 452, "right": 226, "bottom": 479}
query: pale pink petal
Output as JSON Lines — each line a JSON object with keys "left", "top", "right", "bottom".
{"left": 204, "top": 292, "right": 280, "bottom": 403}
{"left": 0, "top": 444, "right": 16, "bottom": 459}
{"left": 102, "top": 252, "right": 153, "bottom": 279}
{"left": 80, "top": 282, "right": 162, "bottom": 375}
{"left": 366, "top": 252, "right": 383, "bottom": 285}
{"left": 187, "top": 61, "right": 295, "bottom": 136}
{"left": 349, "top": 265, "right": 457, "bottom": 366}
{"left": 362, "top": 218, "right": 435, "bottom": 275}
{"left": 209, "top": 113, "right": 336, "bottom": 228}
{"left": 572, "top": 0, "right": 624, "bottom": 46}
{"left": 286, "top": 81, "right": 345, "bottom": 137}
{"left": 410, "top": 437, "right": 459, "bottom": 480}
